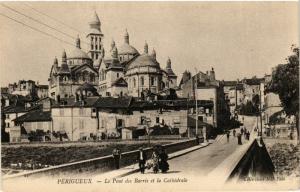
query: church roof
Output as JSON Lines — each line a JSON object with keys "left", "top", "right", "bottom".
{"left": 127, "top": 54, "right": 160, "bottom": 70}
{"left": 76, "top": 82, "right": 98, "bottom": 95}
{"left": 165, "top": 67, "right": 176, "bottom": 77}
{"left": 118, "top": 43, "right": 139, "bottom": 55}
{"left": 58, "top": 63, "right": 70, "bottom": 74}
{"left": 111, "top": 77, "right": 128, "bottom": 87}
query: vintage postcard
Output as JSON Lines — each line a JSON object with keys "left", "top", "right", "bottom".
{"left": 0, "top": 1, "right": 299, "bottom": 192}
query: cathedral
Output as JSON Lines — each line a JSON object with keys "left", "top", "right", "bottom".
{"left": 48, "top": 12, "right": 177, "bottom": 99}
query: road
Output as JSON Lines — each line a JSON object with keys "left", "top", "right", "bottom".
{"left": 127, "top": 116, "right": 258, "bottom": 178}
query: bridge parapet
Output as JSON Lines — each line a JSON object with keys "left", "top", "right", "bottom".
{"left": 3, "top": 139, "right": 198, "bottom": 180}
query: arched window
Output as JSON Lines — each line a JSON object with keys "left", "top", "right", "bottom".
{"left": 95, "top": 45, "right": 98, "bottom": 50}
{"left": 140, "top": 76, "right": 144, "bottom": 86}
{"left": 90, "top": 74, "right": 95, "bottom": 82}
{"left": 150, "top": 77, "right": 155, "bottom": 86}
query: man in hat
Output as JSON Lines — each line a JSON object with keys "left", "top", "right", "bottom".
{"left": 112, "top": 147, "right": 121, "bottom": 169}
{"left": 137, "top": 147, "right": 147, "bottom": 174}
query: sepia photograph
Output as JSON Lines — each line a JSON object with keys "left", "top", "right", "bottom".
{"left": 0, "top": 1, "right": 299, "bottom": 191}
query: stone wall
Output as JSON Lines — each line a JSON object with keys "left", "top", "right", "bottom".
{"left": 4, "top": 139, "right": 197, "bottom": 179}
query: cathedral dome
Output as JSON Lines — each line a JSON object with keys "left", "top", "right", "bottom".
{"left": 118, "top": 29, "right": 139, "bottom": 56}
{"left": 68, "top": 48, "right": 91, "bottom": 60}
{"left": 127, "top": 54, "right": 160, "bottom": 70}
{"left": 67, "top": 37, "right": 92, "bottom": 60}
{"left": 118, "top": 43, "right": 139, "bottom": 55}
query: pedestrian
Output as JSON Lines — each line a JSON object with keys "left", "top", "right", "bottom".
{"left": 233, "top": 129, "right": 236, "bottom": 137}
{"left": 237, "top": 133, "right": 242, "bottom": 145}
{"left": 244, "top": 129, "right": 248, "bottom": 139}
{"left": 159, "top": 147, "right": 169, "bottom": 173}
{"left": 151, "top": 149, "right": 160, "bottom": 174}
{"left": 241, "top": 127, "right": 244, "bottom": 135}
{"left": 137, "top": 147, "right": 147, "bottom": 174}
{"left": 112, "top": 147, "right": 121, "bottom": 169}
{"left": 246, "top": 130, "right": 250, "bottom": 140}
{"left": 226, "top": 131, "right": 230, "bottom": 142}
{"left": 196, "top": 135, "right": 200, "bottom": 145}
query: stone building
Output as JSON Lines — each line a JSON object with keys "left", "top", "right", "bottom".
{"left": 48, "top": 12, "right": 177, "bottom": 99}
{"left": 178, "top": 68, "right": 230, "bottom": 129}
{"left": 50, "top": 96, "right": 213, "bottom": 142}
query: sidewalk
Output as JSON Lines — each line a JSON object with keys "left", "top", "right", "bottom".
{"left": 93, "top": 140, "right": 213, "bottom": 180}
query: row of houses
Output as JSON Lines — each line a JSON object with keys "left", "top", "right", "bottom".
{"left": 3, "top": 92, "right": 214, "bottom": 143}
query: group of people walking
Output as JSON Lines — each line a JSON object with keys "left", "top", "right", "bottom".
{"left": 226, "top": 126, "right": 251, "bottom": 145}
{"left": 112, "top": 145, "right": 169, "bottom": 174}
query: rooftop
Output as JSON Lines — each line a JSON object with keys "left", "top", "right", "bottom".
{"left": 13, "top": 109, "right": 51, "bottom": 123}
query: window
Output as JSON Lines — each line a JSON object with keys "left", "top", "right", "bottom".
{"left": 79, "top": 120, "right": 84, "bottom": 130}
{"left": 117, "top": 119, "right": 123, "bottom": 127}
{"left": 91, "top": 44, "right": 94, "bottom": 50}
{"left": 156, "top": 117, "right": 160, "bottom": 124}
{"left": 140, "top": 116, "right": 146, "bottom": 125}
{"left": 91, "top": 53, "right": 94, "bottom": 59}
{"left": 6, "top": 123, "right": 10, "bottom": 127}
{"left": 96, "top": 53, "right": 98, "bottom": 59}
{"left": 95, "top": 45, "right": 98, "bottom": 50}
{"left": 151, "top": 77, "right": 155, "bottom": 86}
{"left": 141, "top": 76, "right": 144, "bottom": 86}
{"left": 117, "top": 73, "right": 119, "bottom": 78}
{"left": 133, "top": 78, "right": 136, "bottom": 87}
{"left": 198, "top": 116, "right": 204, "bottom": 122}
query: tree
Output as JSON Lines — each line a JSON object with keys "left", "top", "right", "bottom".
{"left": 266, "top": 45, "right": 299, "bottom": 140}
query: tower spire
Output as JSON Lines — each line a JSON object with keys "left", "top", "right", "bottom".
{"left": 111, "top": 39, "right": 116, "bottom": 51}
{"left": 144, "top": 41, "right": 148, "bottom": 54}
{"left": 124, "top": 28, "right": 129, "bottom": 44}
{"left": 167, "top": 57, "right": 171, "bottom": 68}
{"left": 76, "top": 35, "right": 81, "bottom": 49}
{"left": 151, "top": 48, "right": 156, "bottom": 60}
{"left": 62, "top": 50, "right": 67, "bottom": 64}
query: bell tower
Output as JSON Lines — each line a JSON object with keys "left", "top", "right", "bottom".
{"left": 87, "top": 11, "right": 104, "bottom": 64}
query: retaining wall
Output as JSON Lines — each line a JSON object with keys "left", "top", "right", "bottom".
{"left": 4, "top": 139, "right": 197, "bottom": 179}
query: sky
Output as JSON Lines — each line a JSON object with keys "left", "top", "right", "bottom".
{"left": 0, "top": 2, "right": 298, "bottom": 86}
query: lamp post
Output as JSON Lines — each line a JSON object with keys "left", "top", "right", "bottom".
{"left": 194, "top": 68, "right": 198, "bottom": 136}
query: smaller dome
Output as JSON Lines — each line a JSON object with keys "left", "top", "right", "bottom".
{"left": 118, "top": 43, "right": 139, "bottom": 55}
{"left": 68, "top": 48, "right": 91, "bottom": 60}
